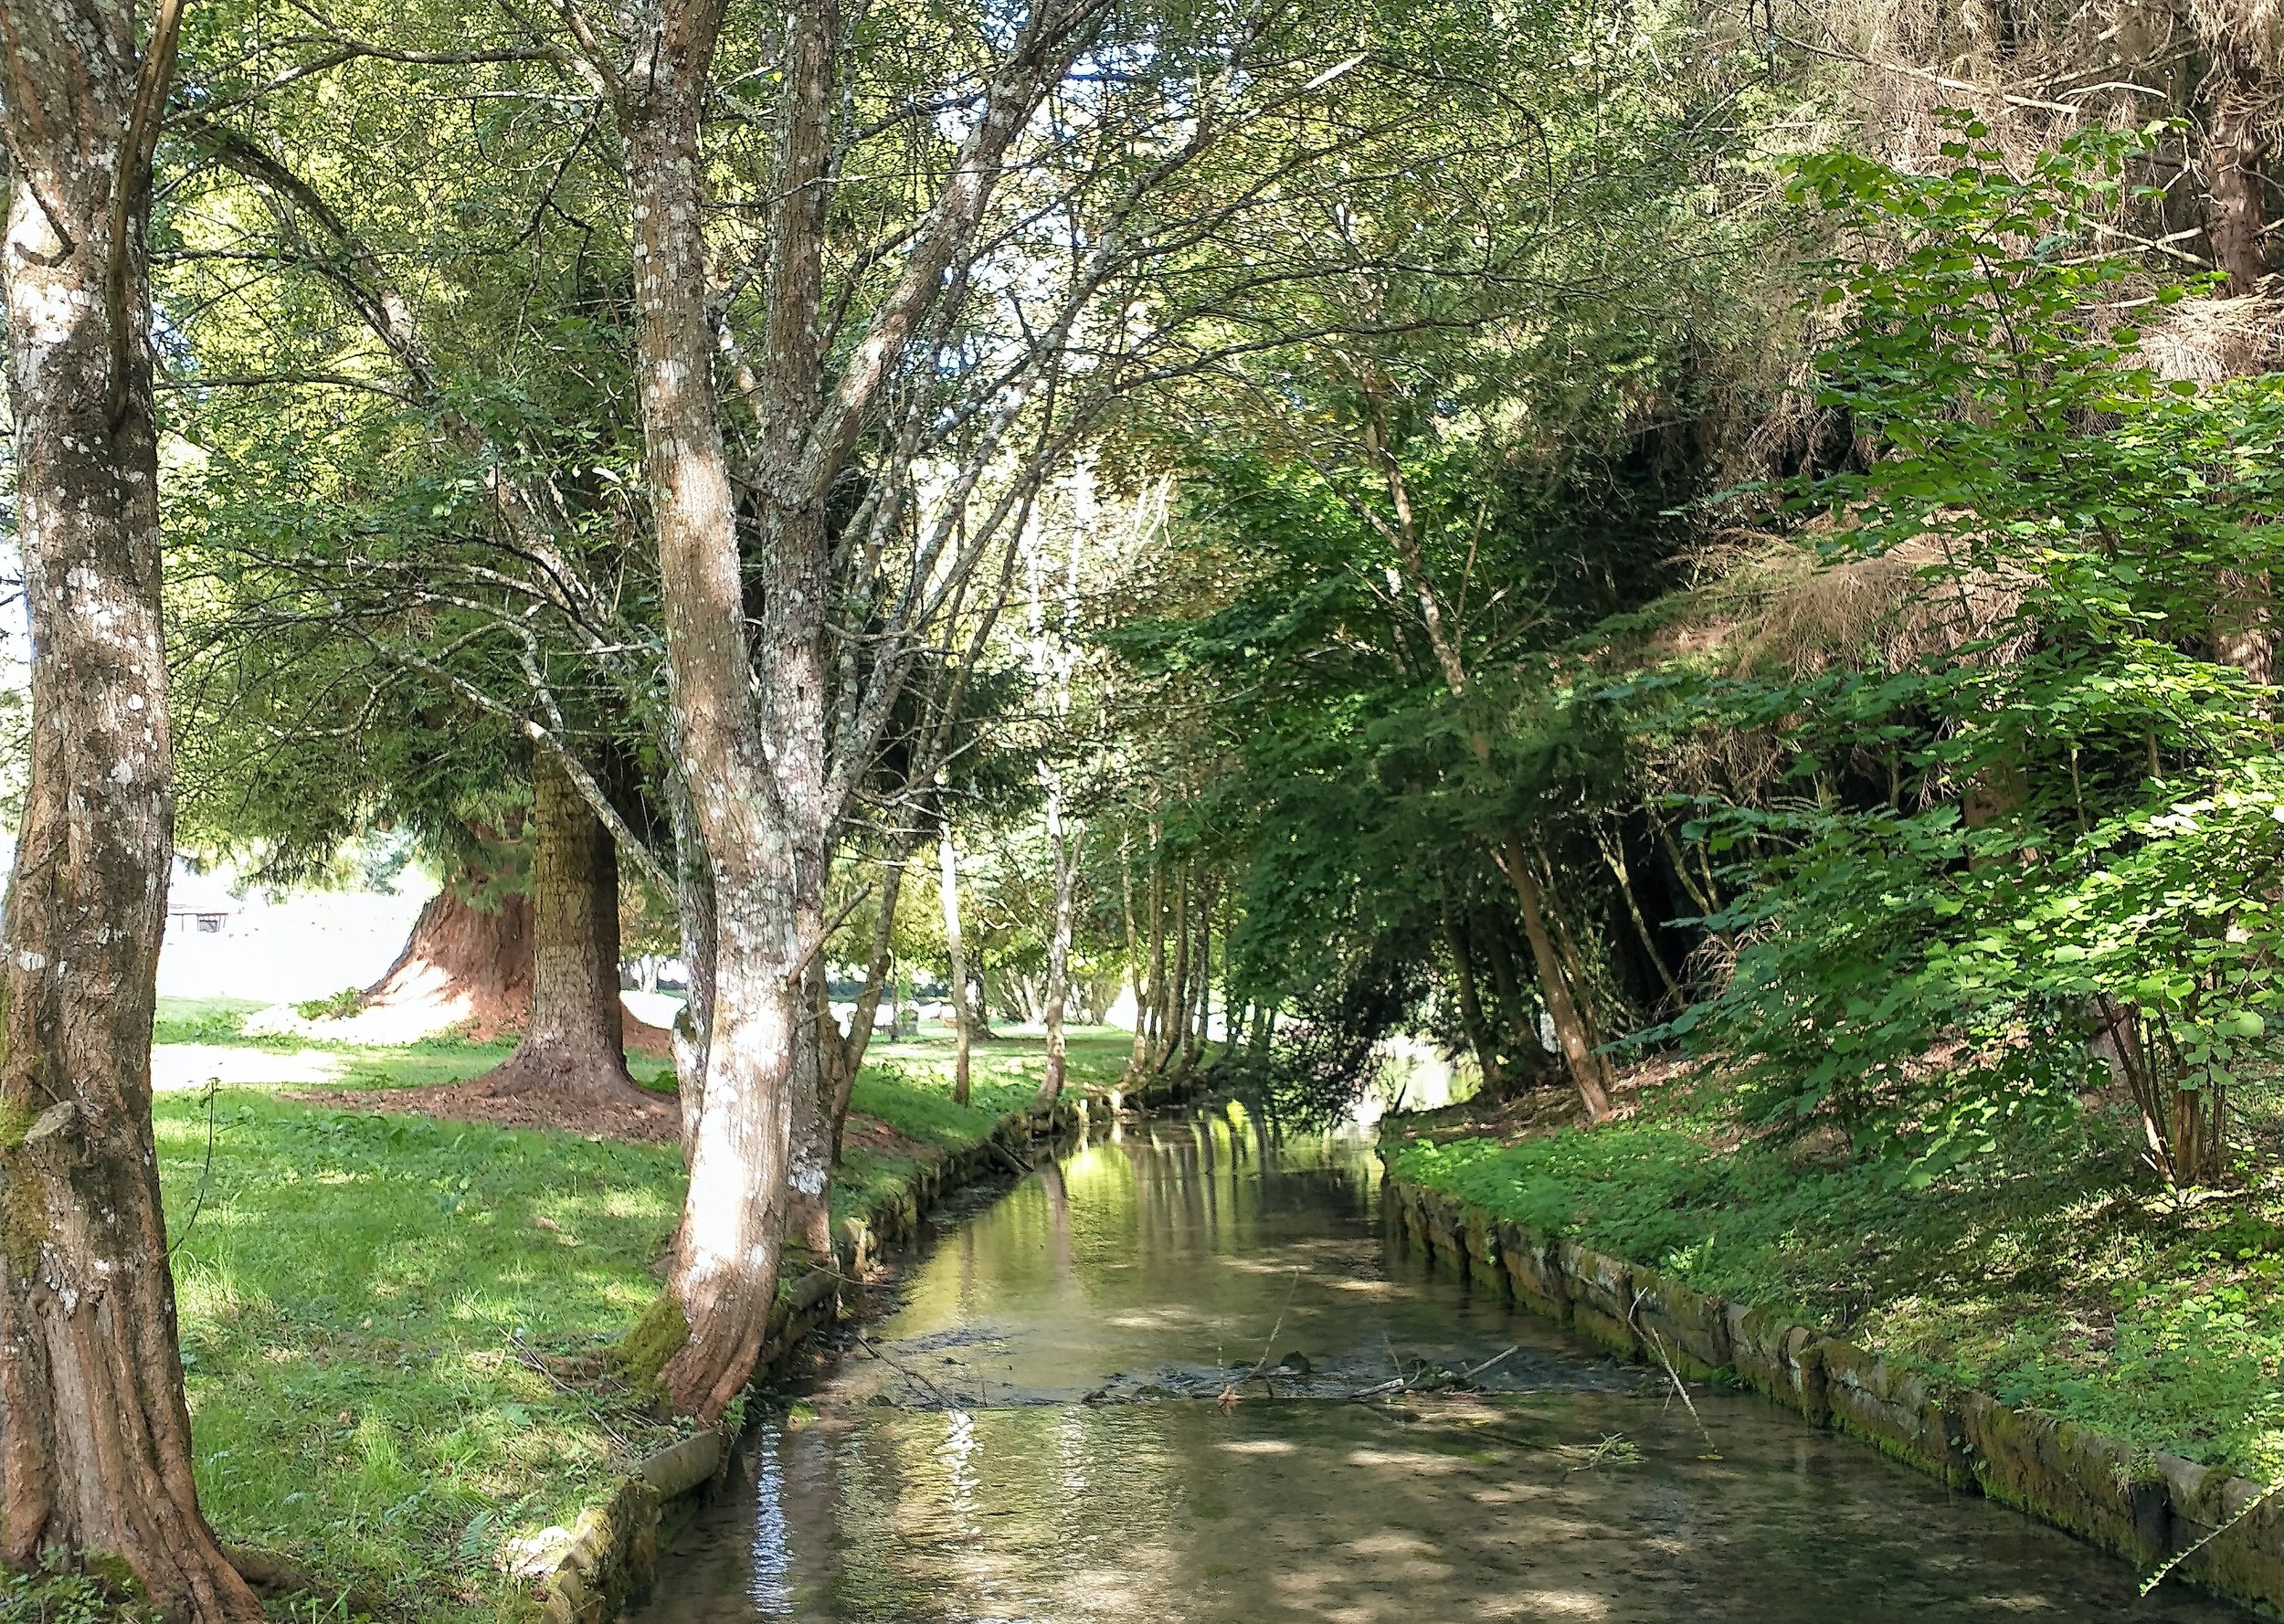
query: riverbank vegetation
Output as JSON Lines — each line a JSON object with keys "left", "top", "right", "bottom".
{"left": 135, "top": 1021, "right": 1106, "bottom": 1621}
{"left": 20, "top": 0, "right": 2284, "bottom": 1613}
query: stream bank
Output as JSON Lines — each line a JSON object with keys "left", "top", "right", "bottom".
{"left": 534, "top": 1065, "right": 1207, "bottom": 1624}
{"left": 1382, "top": 1169, "right": 2284, "bottom": 1618}
{"left": 621, "top": 1103, "right": 2253, "bottom": 1623}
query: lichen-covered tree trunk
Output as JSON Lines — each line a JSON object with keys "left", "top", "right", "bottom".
{"left": 479, "top": 752, "right": 644, "bottom": 1100}
{"left": 620, "top": 0, "right": 805, "bottom": 1421}
{"left": 939, "top": 826, "right": 974, "bottom": 1103}
{"left": 663, "top": 760, "right": 717, "bottom": 1162}
{"left": 1039, "top": 772, "right": 1079, "bottom": 1101}
{"left": 0, "top": 2, "right": 260, "bottom": 1615}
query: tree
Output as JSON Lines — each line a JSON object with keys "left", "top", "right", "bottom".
{"left": 473, "top": 750, "right": 651, "bottom": 1100}
{"left": 0, "top": 0, "right": 261, "bottom": 1614}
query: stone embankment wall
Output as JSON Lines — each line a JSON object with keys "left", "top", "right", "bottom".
{"left": 543, "top": 1072, "right": 1204, "bottom": 1623}
{"left": 1386, "top": 1176, "right": 2284, "bottom": 1619}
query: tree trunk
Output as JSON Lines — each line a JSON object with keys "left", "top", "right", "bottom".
{"left": 1439, "top": 902, "right": 1507, "bottom": 1098}
{"left": 619, "top": 0, "right": 816, "bottom": 1422}
{"left": 664, "top": 759, "right": 717, "bottom": 1163}
{"left": 941, "top": 823, "right": 974, "bottom": 1105}
{"left": 1160, "top": 863, "right": 1191, "bottom": 1073}
{"left": 825, "top": 843, "right": 910, "bottom": 1156}
{"left": 786, "top": 957, "right": 836, "bottom": 1258}
{"left": 1141, "top": 827, "right": 1168, "bottom": 1068}
{"left": 1498, "top": 833, "right": 1613, "bottom": 1122}
{"left": 362, "top": 863, "right": 533, "bottom": 1041}
{"left": 1183, "top": 873, "right": 1212, "bottom": 1071}
{"left": 2204, "top": 26, "right": 2270, "bottom": 295}
{"left": 476, "top": 753, "right": 646, "bottom": 1100}
{"left": 0, "top": 1, "right": 261, "bottom": 1614}
{"left": 1040, "top": 772, "right": 1080, "bottom": 1101}
{"left": 1121, "top": 831, "right": 1147, "bottom": 1076}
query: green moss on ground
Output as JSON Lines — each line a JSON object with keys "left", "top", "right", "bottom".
{"left": 1384, "top": 1076, "right": 2284, "bottom": 1481}
{"left": 151, "top": 1018, "right": 1116, "bottom": 1618}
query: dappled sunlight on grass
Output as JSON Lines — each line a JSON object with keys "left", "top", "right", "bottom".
{"left": 159, "top": 1089, "right": 686, "bottom": 1619}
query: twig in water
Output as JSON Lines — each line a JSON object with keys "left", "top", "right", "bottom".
{"left": 850, "top": 1330, "right": 962, "bottom": 1408}
{"left": 2141, "top": 1476, "right": 2284, "bottom": 1597}
{"left": 1233, "top": 1266, "right": 1306, "bottom": 1402}
{"left": 1458, "top": 1345, "right": 1519, "bottom": 1383}
{"left": 1628, "top": 1291, "right": 1720, "bottom": 1460}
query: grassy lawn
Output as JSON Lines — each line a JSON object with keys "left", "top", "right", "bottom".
{"left": 1386, "top": 1077, "right": 2284, "bottom": 1482}
{"left": 142, "top": 1005, "right": 1136, "bottom": 1619}
{"left": 161, "top": 1092, "right": 686, "bottom": 1619}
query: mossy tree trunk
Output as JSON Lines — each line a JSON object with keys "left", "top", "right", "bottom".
{"left": 0, "top": 2, "right": 261, "bottom": 1615}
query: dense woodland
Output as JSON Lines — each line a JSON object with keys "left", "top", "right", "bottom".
{"left": 12, "top": 0, "right": 2284, "bottom": 1616}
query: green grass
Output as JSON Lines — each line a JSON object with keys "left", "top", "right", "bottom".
{"left": 829, "top": 1029, "right": 1132, "bottom": 1218}
{"left": 152, "top": 996, "right": 676, "bottom": 1091}
{"left": 162, "top": 1091, "right": 687, "bottom": 1620}
{"left": 146, "top": 1019, "right": 1125, "bottom": 1616}
{"left": 1386, "top": 1078, "right": 2284, "bottom": 1480}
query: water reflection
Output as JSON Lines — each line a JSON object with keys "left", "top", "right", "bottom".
{"left": 636, "top": 1108, "right": 2252, "bottom": 1623}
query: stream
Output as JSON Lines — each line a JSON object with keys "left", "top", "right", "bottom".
{"left": 632, "top": 1102, "right": 2251, "bottom": 1622}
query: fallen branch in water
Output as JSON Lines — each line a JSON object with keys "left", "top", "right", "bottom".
{"left": 1348, "top": 1344, "right": 1519, "bottom": 1401}
{"left": 1628, "top": 1290, "right": 1720, "bottom": 1461}
{"left": 1222, "top": 1267, "right": 1305, "bottom": 1406}
{"left": 850, "top": 1330, "right": 964, "bottom": 1408}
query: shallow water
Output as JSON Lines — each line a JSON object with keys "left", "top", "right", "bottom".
{"left": 634, "top": 1104, "right": 2251, "bottom": 1622}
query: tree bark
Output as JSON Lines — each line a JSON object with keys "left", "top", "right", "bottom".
{"left": 1498, "top": 834, "right": 1613, "bottom": 1121}
{"left": 1160, "top": 862, "right": 1190, "bottom": 1072}
{"left": 1439, "top": 902, "right": 1507, "bottom": 1098}
{"left": 1121, "top": 831, "right": 1147, "bottom": 1076}
{"left": 1183, "top": 872, "right": 1213, "bottom": 1071}
{"left": 2203, "top": 26, "right": 2270, "bottom": 295}
{"left": 618, "top": 0, "right": 814, "bottom": 1422}
{"left": 0, "top": 1, "right": 260, "bottom": 1615}
{"left": 361, "top": 859, "right": 533, "bottom": 1041}
{"left": 476, "top": 753, "right": 645, "bottom": 1100}
{"left": 1141, "top": 825, "right": 1168, "bottom": 1069}
{"left": 940, "top": 822, "right": 974, "bottom": 1105}
{"left": 663, "top": 759, "right": 717, "bottom": 1163}
{"left": 786, "top": 957, "right": 835, "bottom": 1257}
{"left": 1040, "top": 771, "right": 1080, "bottom": 1101}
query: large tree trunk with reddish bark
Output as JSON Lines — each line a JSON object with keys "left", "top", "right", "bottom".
{"left": 0, "top": 2, "right": 260, "bottom": 1616}
{"left": 472, "top": 754, "right": 650, "bottom": 1101}
{"left": 362, "top": 869, "right": 533, "bottom": 1041}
